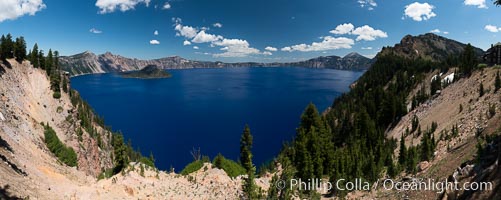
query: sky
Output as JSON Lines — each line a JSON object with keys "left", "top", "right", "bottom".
{"left": 0, "top": 0, "right": 500, "bottom": 62}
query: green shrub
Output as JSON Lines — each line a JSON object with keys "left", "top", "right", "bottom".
{"left": 53, "top": 91, "right": 61, "bottom": 99}
{"left": 97, "top": 168, "right": 114, "bottom": 180}
{"left": 213, "top": 153, "right": 246, "bottom": 178}
{"left": 139, "top": 156, "right": 155, "bottom": 168}
{"left": 44, "top": 124, "right": 77, "bottom": 167}
{"left": 180, "top": 160, "right": 204, "bottom": 175}
{"left": 56, "top": 106, "right": 63, "bottom": 113}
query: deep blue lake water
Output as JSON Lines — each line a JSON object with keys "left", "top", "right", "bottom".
{"left": 70, "top": 67, "right": 363, "bottom": 171}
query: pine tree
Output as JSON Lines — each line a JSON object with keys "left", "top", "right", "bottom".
{"left": 460, "top": 44, "right": 477, "bottom": 76}
{"left": 406, "top": 146, "right": 419, "bottom": 173}
{"left": 299, "top": 103, "right": 322, "bottom": 132}
{"left": 2, "top": 34, "right": 15, "bottom": 59}
{"left": 62, "top": 76, "right": 68, "bottom": 93}
{"left": 420, "top": 132, "right": 431, "bottom": 161}
{"left": 112, "top": 133, "right": 128, "bottom": 174}
{"left": 309, "top": 127, "right": 323, "bottom": 179}
{"left": 46, "top": 49, "right": 54, "bottom": 75}
{"left": 398, "top": 134, "right": 407, "bottom": 166}
{"left": 214, "top": 153, "right": 224, "bottom": 169}
{"left": 29, "top": 43, "right": 39, "bottom": 67}
{"left": 0, "top": 34, "right": 14, "bottom": 60}
{"left": 240, "top": 124, "right": 253, "bottom": 172}
{"left": 243, "top": 166, "right": 258, "bottom": 199}
{"left": 13, "top": 36, "right": 27, "bottom": 62}
{"left": 54, "top": 50, "right": 59, "bottom": 70}
{"left": 386, "top": 154, "right": 398, "bottom": 178}
{"left": 38, "top": 50, "right": 45, "bottom": 70}
{"left": 296, "top": 132, "right": 313, "bottom": 179}
{"left": 239, "top": 125, "right": 258, "bottom": 199}
{"left": 6, "top": 34, "right": 14, "bottom": 59}
{"left": 495, "top": 71, "right": 500, "bottom": 92}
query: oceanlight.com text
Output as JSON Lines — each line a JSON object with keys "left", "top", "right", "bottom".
{"left": 275, "top": 178, "right": 492, "bottom": 194}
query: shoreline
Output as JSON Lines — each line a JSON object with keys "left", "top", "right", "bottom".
{"left": 69, "top": 65, "right": 367, "bottom": 78}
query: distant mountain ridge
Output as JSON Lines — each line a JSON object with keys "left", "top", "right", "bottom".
{"left": 60, "top": 33, "right": 487, "bottom": 76}
{"left": 289, "top": 52, "right": 372, "bottom": 70}
{"left": 59, "top": 51, "right": 372, "bottom": 76}
{"left": 377, "top": 33, "right": 484, "bottom": 62}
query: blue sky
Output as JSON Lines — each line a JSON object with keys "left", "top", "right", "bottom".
{"left": 0, "top": 0, "right": 500, "bottom": 62}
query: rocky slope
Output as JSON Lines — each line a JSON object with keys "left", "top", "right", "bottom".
{"left": 59, "top": 51, "right": 372, "bottom": 76}
{"left": 339, "top": 67, "right": 501, "bottom": 199}
{"left": 378, "top": 33, "right": 484, "bottom": 62}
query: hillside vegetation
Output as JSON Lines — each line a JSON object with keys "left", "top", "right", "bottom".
{"left": 269, "top": 34, "right": 501, "bottom": 199}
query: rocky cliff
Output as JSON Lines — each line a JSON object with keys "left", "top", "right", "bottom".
{"left": 378, "top": 33, "right": 484, "bottom": 62}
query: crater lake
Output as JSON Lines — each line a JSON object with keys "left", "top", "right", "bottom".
{"left": 70, "top": 67, "right": 364, "bottom": 171}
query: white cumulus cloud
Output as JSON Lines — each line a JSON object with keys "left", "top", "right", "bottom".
{"left": 430, "top": 29, "right": 440, "bottom": 33}
{"left": 213, "top": 23, "right": 222, "bottom": 28}
{"left": 429, "top": 29, "right": 450, "bottom": 34}
{"left": 464, "top": 0, "right": 487, "bottom": 8}
{"left": 265, "top": 46, "right": 278, "bottom": 51}
{"left": 281, "top": 36, "right": 354, "bottom": 52}
{"left": 351, "top": 25, "right": 388, "bottom": 41}
{"left": 174, "top": 24, "right": 198, "bottom": 38}
{"left": 150, "top": 39, "right": 160, "bottom": 45}
{"left": 0, "top": 0, "right": 46, "bottom": 22}
{"left": 193, "top": 46, "right": 199, "bottom": 50}
{"left": 162, "top": 2, "right": 171, "bottom": 9}
{"left": 329, "top": 23, "right": 387, "bottom": 41}
{"left": 485, "top": 25, "right": 501, "bottom": 33}
{"left": 213, "top": 38, "right": 261, "bottom": 57}
{"left": 361, "top": 47, "right": 373, "bottom": 50}
{"left": 174, "top": 19, "right": 266, "bottom": 58}
{"left": 330, "top": 23, "right": 355, "bottom": 35}
{"left": 90, "top": 28, "right": 103, "bottom": 34}
{"left": 96, "top": 0, "right": 151, "bottom": 14}
{"left": 404, "top": 2, "right": 436, "bottom": 21}
{"left": 154, "top": 30, "right": 158, "bottom": 35}
{"left": 192, "top": 30, "right": 223, "bottom": 43}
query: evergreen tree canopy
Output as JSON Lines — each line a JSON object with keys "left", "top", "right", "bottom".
{"left": 398, "top": 134, "right": 407, "bottom": 166}
{"left": 0, "top": 34, "right": 15, "bottom": 60}
{"left": 14, "top": 36, "right": 27, "bottom": 62}
{"left": 460, "top": 44, "right": 477, "bottom": 76}
{"left": 46, "top": 49, "right": 54, "bottom": 75}
{"left": 239, "top": 125, "right": 258, "bottom": 199}
{"left": 112, "top": 133, "right": 128, "bottom": 174}
{"left": 30, "top": 43, "right": 39, "bottom": 68}
{"left": 240, "top": 124, "right": 253, "bottom": 172}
